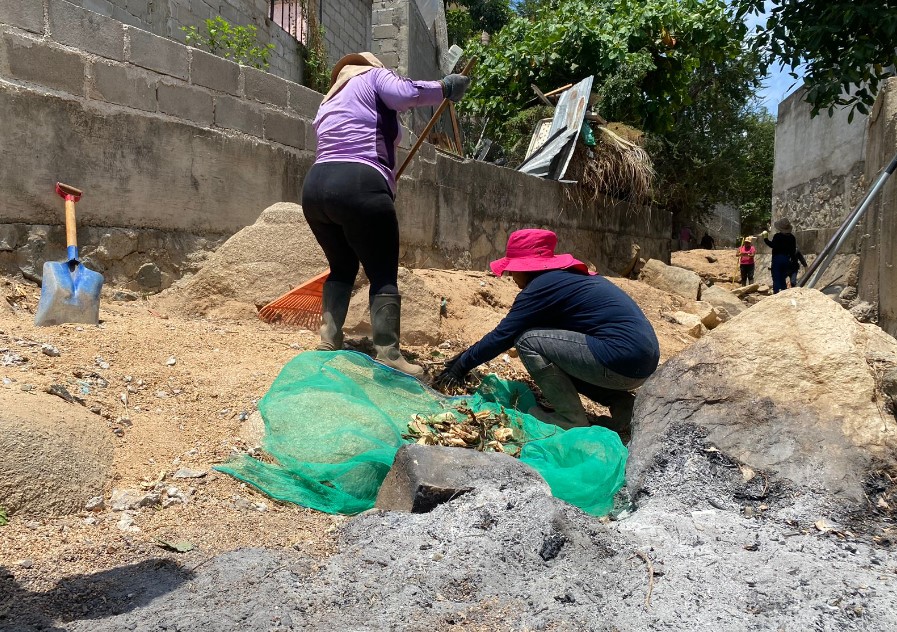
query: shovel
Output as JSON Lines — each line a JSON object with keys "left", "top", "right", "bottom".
{"left": 34, "top": 183, "right": 104, "bottom": 326}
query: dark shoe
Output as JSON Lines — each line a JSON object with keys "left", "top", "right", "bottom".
{"left": 316, "top": 281, "right": 353, "bottom": 351}
{"left": 370, "top": 293, "right": 424, "bottom": 378}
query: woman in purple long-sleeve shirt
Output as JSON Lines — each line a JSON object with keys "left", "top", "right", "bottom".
{"left": 301, "top": 52, "right": 469, "bottom": 377}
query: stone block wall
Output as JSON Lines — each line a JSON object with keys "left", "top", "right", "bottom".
{"left": 321, "top": 0, "right": 372, "bottom": 64}
{"left": 55, "top": 0, "right": 304, "bottom": 83}
{"left": 0, "top": 0, "right": 670, "bottom": 290}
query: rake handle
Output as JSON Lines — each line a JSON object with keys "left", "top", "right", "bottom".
{"left": 397, "top": 56, "right": 477, "bottom": 180}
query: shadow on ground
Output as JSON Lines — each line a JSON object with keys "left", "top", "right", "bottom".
{"left": 0, "top": 558, "right": 191, "bottom": 631}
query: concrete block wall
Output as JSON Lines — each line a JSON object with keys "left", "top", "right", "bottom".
{"left": 0, "top": 0, "right": 670, "bottom": 284}
{"left": 321, "top": 0, "right": 372, "bottom": 64}
{"left": 0, "top": 0, "right": 320, "bottom": 235}
{"left": 57, "top": 0, "right": 304, "bottom": 83}
{"left": 770, "top": 88, "right": 868, "bottom": 255}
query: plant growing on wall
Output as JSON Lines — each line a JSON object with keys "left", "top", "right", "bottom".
{"left": 304, "top": 25, "right": 330, "bottom": 93}
{"left": 182, "top": 16, "right": 275, "bottom": 69}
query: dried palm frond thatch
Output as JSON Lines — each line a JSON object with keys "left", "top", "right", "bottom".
{"left": 565, "top": 122, "right": 655, "bottom": 208}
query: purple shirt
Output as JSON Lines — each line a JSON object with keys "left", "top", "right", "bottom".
{"left": 313, "top": 68, "right": 444, "bottom": 193}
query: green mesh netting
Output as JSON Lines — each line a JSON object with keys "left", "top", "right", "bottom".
{"left": 216, "top": 351, "right": 628, "bottom": 516}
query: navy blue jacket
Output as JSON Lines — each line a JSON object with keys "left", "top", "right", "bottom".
{"left": 455, "top": 270, "right": 660, "bottom": 379}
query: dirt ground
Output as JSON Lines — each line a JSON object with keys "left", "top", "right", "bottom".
{"left": 0, "top": 268, "right": 698, "bottom": 621}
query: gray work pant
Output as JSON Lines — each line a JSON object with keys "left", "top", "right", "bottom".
{"left": 514, "top": 329, "right": 646, "bottom": 392}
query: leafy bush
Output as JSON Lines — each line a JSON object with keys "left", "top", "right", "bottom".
{"left": 183, "top": 17, "right": 275, "bottom": 70}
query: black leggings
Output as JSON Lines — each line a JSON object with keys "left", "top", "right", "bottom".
{"left": 301, "top": 162, "right": 399, "bottom": 296}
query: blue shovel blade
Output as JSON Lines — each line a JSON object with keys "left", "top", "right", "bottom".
{"left": 34, "top": 258, "right": 104, "bottom": 326}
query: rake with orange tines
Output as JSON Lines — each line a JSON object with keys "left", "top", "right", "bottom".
{"left": 257, "top": 270, "right": 330, "bottom": 329}
{"left": 258, "top": 55, "right": 477, "bottom": 329}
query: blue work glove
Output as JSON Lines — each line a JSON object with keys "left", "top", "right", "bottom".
{"left": 441, "top": 74, "right": 471, "bottom": 102}
{"left": 432, "top": 353, "right": 467, "bottom": 393}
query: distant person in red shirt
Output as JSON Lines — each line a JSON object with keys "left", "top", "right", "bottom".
{"left": 678, "top": 226, "right": 693, "bottom": 251}
{"left": 737, "top": 237, "right": 756, "bottom": 286}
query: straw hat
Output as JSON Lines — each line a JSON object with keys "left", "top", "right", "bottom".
{"left": 490, "top": 229, "right": 590, "bottom": 276}
{"left": 323, "top": 52, "right": 384, "bottom": 102}
{"left": 744, "top": 236, "right": 753, "bottom": 242}
{"left": 774, "top": 218, "right": 793, "bottom": 233}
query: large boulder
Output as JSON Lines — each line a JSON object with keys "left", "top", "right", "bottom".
{"left": 158, "top": 203, "right": 327, "bottom": 318}
{"left": 344, "top": 268, "right": 442, "bottom": 345}
{"left": 0, "top": 389, "right": 114, "bottom": 516}
{"left": 627, "top": 288, "right": 897, "bottom": 503}
{"left": 699, "top": 283, "right": 746, "bottom": 316}
{"left": 639, "top": 259, "right": 702, "bottom": 301}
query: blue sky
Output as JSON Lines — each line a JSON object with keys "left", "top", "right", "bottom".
{"left": 744, "top": 2, "right": 803, "bottom": 115}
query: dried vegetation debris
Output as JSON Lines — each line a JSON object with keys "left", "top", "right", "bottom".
{"left": 404, "top": 405, "right": 524, "bottom": 456}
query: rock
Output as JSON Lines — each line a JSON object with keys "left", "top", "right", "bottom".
{"left": 93, "top": 229, "right": 139, "bottom": 262}
{"left": 345, "top": 268, "right": 442, "bottom": 345}
{"left": 705, "top": 255, "right": 718, "bottom": 263}
{"left": 838, "top": 286, "right": 858, "bottom": 307}
{"left": 240, "top": 411, "right": 265, "bottom": 447}
{"left": 627, "top": 288, "right": 897, "bottom": 503}
{"left": 669, "top": 312, "right": 706, "bottom": 338}
{"left": 112, "top": 290, "right": 140, "bottom": 302}
{"left": 84, "top": 496, "right": 105, "bottom": 512}
{"left": 700, "top": 284, "right": 746, "bottom": 316}
{"left": 375, "top": 444, "right": 549, "bottom": 513}
{"left": 136, "top": 263, "right": 162, "bottom": 289}
{"left": 40, "top": 344, "right": 60, "bottom": 357}
{"left": 691, "top": 301, "right": 725, "bottom": 329}
{"left": 116, "top": 512, "right": 140, "bottom": 533}
{"left": 172, "top": 468, "right": 207, "bottom": 479}
{"left": 17, "top": 559, "right": 33, "bottom": 569}
{"left": 757, "top": 284, "right": 771, "bottom": 294}
{"left": 157, "top": 203, "right": 328, "bottom": 319}
{"left": 850, "top": 301, "right": 878, "bottom": 323}
{"left": 638, "top": 259, "right": 702, "bottom": 301}
{"left": 0, "top": 224, "right": 27, "bottom": 251}
{"left": 882, "top": 368, "right": 897, "bottom": 404}
{"left": 732, "top": 283, "right": 760, "bottom": 298}
{"left": 0, "top": 389, "right": 113, "bottom": 516}
{"left": 110, "top": 489, "right": 160, "bottom": 511}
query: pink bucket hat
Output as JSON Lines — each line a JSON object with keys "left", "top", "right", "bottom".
{"left": 490, "top": 229, "right": 590, "bottom": 276}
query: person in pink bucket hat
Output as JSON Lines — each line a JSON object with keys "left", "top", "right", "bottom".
{"left": 433, "top": 229, "right": 660, "bottom": 429}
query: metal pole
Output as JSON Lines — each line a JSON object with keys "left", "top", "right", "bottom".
{"left": 801, "top": 150, "right": 897, "bottom": 288}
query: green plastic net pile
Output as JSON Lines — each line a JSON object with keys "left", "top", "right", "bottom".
{"left": 217, "top": 351, "right": 628, "bottom": 516}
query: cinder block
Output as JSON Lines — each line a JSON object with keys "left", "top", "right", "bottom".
{"left": 157, "top": 81, "right": 213, "bottom": 125}
{"left": 49, "top": 1, "right": 125, "bottom": 61}
{"left": 190, "top": 48, "right": 240, "bottom": 95}
{"left": 126, "top": 0, "right": 152, "bottom": 19}
{"left": 90, "top": 61, "right": 156, "bottom": 111}
{"left": 127, "top": 26, "right": 188, "bottom": 80}
{"left": 287, "top": 83, "right": 323, "bottom": 117}
{"left": 0, "top": 1, "right": 45, "bottom": 34}
{"left": 263, "top": 109, "right": 304, "bottom": 148}
{"left": 243, "top": 66, "right": 289, "bottom": 107}
{"left": 375, "top": 444, "right": 549, "bottom": 513}
{"left": 214, "top": 94, "right": 263, "bottom": 137}
{"left": 82, "top": 0, "right": 113, "bottom": 17}
{"left": 1, "top": 32, "right": 86, "bottom": 96}
{"left": 111, "top": 6, "right": 146, "bottom": 29}
{"left": 304, "top": 120, "right": 317, "bottom": 152}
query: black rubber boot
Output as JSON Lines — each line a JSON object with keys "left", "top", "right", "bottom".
{"left": 316, "top": 281, "right": 353, "bottom": 351}
{"left": 370, "top": 293, "right": 424, "bottom": 378}
{"left": 527, "top": 364, "right": 589, "bottom": 428}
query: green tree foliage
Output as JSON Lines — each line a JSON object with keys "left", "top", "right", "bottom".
{"left": 647, "top": 53, "right": 767, "bottom": 222}
{"left": 446, "top": 0, "right": 512, "bottom": 46}
{"left": 461, "top": 0, "right": 774, "bottom": 225}
{"left": 736, "top": 0, "right": 897, "bottom": 119}
{"left": 462, "top": 0, "right": 747, "bottom": 138}
{"left": 182, "top": 17, "right": 275, "bottom": 69}
{"left": 732, "top": 111, "right": 776, "bottom": 234}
